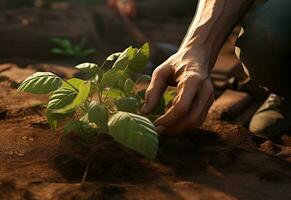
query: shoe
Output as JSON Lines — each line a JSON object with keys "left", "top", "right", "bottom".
{"left": 249, "top": 94, "right": 291, "bottom": 142}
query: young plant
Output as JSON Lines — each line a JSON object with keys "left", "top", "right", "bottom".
{"left": 51, "top": 37, "right": 96, "bottom": 59}
{"left": 18, "top": 43, "right": 175, "bottom": 161}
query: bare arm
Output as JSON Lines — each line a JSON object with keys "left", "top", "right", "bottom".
{"left": 141, "top": 0, "right": 254, "bottom": 134}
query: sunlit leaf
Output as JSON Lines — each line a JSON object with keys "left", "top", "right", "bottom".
{"left": 53, "top": 81, "right": 91, "bottom": 114}
{"left": 102, "top": 88, "right": 125, "bottom": 100}
{"left": 128, "top": 43, "right": 150, "bottom": 72}
{"left": 17, "top": 72, "right": 62, "bottom": 94}
{"left": 47, "top": 88, "right": 77, "bottom": 110}
{"left": 108, "top": 111, "right": 158, "bottom": 160}
{"left": 75, "top": 63, "right": 99, "bottom": 75}
{"left": 106, "top": 52, "right": 122, "bottom": 62}
{"left": 112, "top": 46, "right": 134, "bottom": 70}
{"left": 163, "top": 87, "right": 176, "bottom": 106}
{"left": 62, "top": 78, "right": 84, "bottom": 91}
{"left": 100, "top": 69, "right": 129, "bottom": 88}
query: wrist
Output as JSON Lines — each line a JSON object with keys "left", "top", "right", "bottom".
{"left": 176, "top": 45, "right": 213, "bottom": 75}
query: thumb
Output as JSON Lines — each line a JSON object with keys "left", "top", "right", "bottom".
{"left": 141, "top": 66, "right": 171, "bottom": 114}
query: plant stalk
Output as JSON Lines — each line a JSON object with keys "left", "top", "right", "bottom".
{"left": 63, "top": 79, "right": 79, "bottom": 92}
{"left": 82, "top": 161, "right": 90, "bottom": 183}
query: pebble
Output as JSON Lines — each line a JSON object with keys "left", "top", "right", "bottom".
{"left": 17, "top": 153, "right": 25, "bottom": 157}
{"left": 21, "top": 136, "right": 34, "bottom": 142}
{"left": 7, "top": 151, "right": 14, "bottom": 155}
{"left": 22, "top": 136, "right": 28, "bottom": 140}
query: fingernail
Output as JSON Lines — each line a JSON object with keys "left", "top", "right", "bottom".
{"left": 156, "top": 125, "right": 166, "bottom": 134}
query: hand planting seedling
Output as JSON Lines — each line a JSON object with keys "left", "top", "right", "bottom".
{"left": 18, "top": 43, "right": 175, "bottom": 163}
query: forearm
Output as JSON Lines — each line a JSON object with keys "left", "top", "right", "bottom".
{"left": 180, "top": 0, "right": 254, "bottom": 71}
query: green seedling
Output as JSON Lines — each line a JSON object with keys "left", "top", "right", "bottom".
{"left": 18, "top": 43, "right": 175, "bottom": 163}
{"left": 51, "top": 37, "right": 96, "bottom": 59}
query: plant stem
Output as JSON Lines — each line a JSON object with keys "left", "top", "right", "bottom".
{"left": 100, "top": 60, "right": 107, "bottom": 71}
{"left": 63, "top": 80, "right": 79, "bottom": 92}
{"left": 103, "top": 64, "right": 130, "bottom": 102}
{"left": 82, "top": 161, "right": 90, "bottom": 183}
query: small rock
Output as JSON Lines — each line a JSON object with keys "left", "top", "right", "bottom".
{"left": 277, "top": 147, "right": 291, "bottom": 159}
{"left": 259, "top": 140, "right": 281, "bottom": 155}
{"left": 281, "top": 134, "right": 291, "bottom": 146}
{"left": 17, "top": 153, "right": 25, "bottom": 157}
{"left": 28, "top": 137, "right": 34, "bottom": 142}
{"left": 21, "top": 136, "right": 28, "bottom": 140}
{"left": 7, "top": 151, "right": 14, "bottom": 155}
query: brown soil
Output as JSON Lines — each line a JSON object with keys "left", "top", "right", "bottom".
{"left": 0, "top": 4, "right": 290, "bottom": 199}
{"left": 0, "top": 80, "right": 291, "bottom": 200}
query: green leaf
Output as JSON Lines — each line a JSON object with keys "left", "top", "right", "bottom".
{"left": 50, "top": 37, "right": 67, "bottom": 46}
{"left": 46, "top": 87, "right": 78, "bottom": 129}
{"left": 123, "top": 78, "right": 134, "bottom": 95}
{"left": 106, "top": 52, "right": 122, "bottom": 61}
{"left": 46, "top": 112, "right": 58, "bottom": 129}
{"left": 75, "top": 63, "right": 99, "bottom": 75}
{"left": 47, "top": 87, "right": 77, "bottom": 110}
{"left": 63, "top": 120, "right": 96, "bottom": 138}
{"left": 128, "top": 43, "right": 150, "bottom": 72}
{"left": 100, "top": 69, "right": 129, "bottom": 88}
{"left": 53, "top": 81, "right": 91, "bottom": 114}
{"left": 108, "top": 112, "right": 158, "bottom": 160}
{"left": 80, "top": 48, "right": 96, "bottom": 57}
{"left": 112, "top": 46, "right": 134, "bottom": 70}
{"left": 163, "top": 87, "right": 176, "bottom": 106}
{"left": 135, "top": 75, "right": 151, "bottom": 85}
{"left": 102, "top": 88, "right": 125, "bottom": 100}
{"left": 51, "top": 48, "right": 66, "bottom": 55}
{"left": 79, "top": 37, "right": 87, "bottom": 49}
{"left": 46, "top": 111, "right": 72, "bottom": 130}
{"left": 62, "top": 78, "right": 84, "bottom": 91}
{"left": 18, "top": 72, "right": 62, "bottom": 94}
{"left": 51, "top": 38, "right": 72, "bottom": 52}
{"left": 152, "top": 97, "right": 166, "bottom": 115}
{"left": 115, "top": 97, "right": 139, "bottom": 113}
{"left": 112, "top": 44, "right": 150, "bottom": 73}
{"left": 87, "top": 101, "right": 109, "bottom": 132}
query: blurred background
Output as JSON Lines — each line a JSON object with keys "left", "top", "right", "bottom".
{"left": 0, "top": 0, "right": 248, "bottom": 92}
{"left": 0, "top": 0, "right": 242, "bottom": 69}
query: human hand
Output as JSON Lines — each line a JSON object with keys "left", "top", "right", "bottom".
{"left": 141, "top": 48, "right": 214, "bottom": 135}
{"left": 107, "top": 0, "right": 137, "bottom": 18}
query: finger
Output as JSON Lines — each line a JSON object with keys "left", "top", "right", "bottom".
{"left": 160, "top": 79, "right": 214, "bottom": 135}
{"left": 170, "top": 92, "right": 214, "bottom": 135}
{"left": 140, "top": 65, "right": 172, "bottom": 114}
{"left": 154, "top": 73, "right": 203, "bottom": 129}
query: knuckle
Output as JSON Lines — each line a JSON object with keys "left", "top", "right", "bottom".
{"left": 185, "top": 72, "right": 204, "bottom": 85}
{"left": 152, "top": 66, "right": 164, "bottom": 77}
{"left": 173, "top": 103, "right": 188, "bottom": 115}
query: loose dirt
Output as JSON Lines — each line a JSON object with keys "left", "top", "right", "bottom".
{"left": 0, "top": 80, "right": 291, "bottom": 200}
